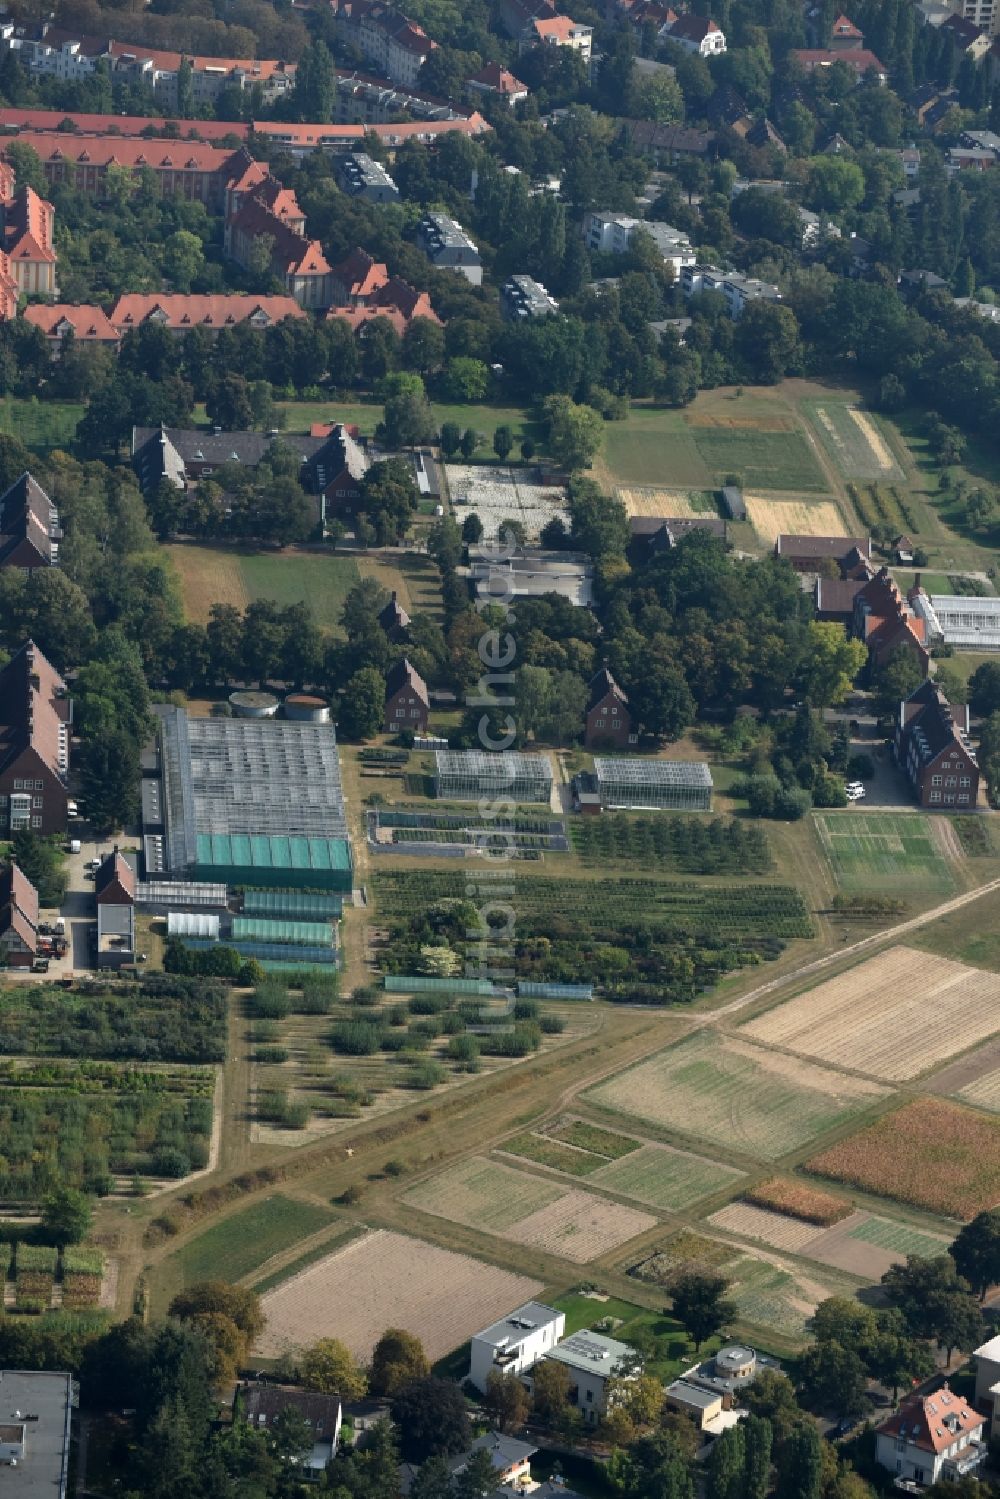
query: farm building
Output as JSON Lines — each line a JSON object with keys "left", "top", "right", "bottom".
{"left": 593, "top": 758, "right": 713, "bottom": 811}
{"left": 94, "top": 848, "right": 136, "bottom": 970}
{"left": 0, "top": 859, "right": 38, "bottom": 968}
{"left": 157, "top": 706, "right": 352, "bottom": 890}
{"left": 469, "top": 1302, "right": 566, "bottom": 1392}
{"left": 434, "top": 750, "right": 554, "bottom": 805}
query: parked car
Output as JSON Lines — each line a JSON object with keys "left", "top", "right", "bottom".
{"left": 67, "top": 838, "right": 81, "bottom": 854}
{"left": 31, "top": 957, "right": 49, "bottom": 974}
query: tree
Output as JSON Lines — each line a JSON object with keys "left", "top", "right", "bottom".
{"left": 359, "top": 457, "right": 420, "bottom": 544}
{"left": 951, "top": 1209, "right": 1000, "bottom": 1299}
{"left": 670, "top": 1270, "right": 735, "bottom": 1351}
{"left": 795, "top": 1341, "right": 869, "bottom": 1417}
{"left": 379, "top": 374, "right": 436, "bottom": 448}
{"left": 867, "top": 1317, "right": 936, "bottom": 1403}
{"left": 708, "top": 1423, "right": 745, "bottom": 1499}
{"left": 807, "top": 155, "right": 866, "bottom": 211}
{"left": 440, "top": 357, "right": 488, "bottom": 402}
{"left": 567, "top": 478, "right": 629, "bottom": 559}
{"left": 801, "top": 622, "right": 867, "bottom": 707}
{"left": 734, "top": 303, "right": 802, "bottom": 385}
{"left": 167, "top": 1282, "right": 264, "bottom": 1350}
{"left": 9, "top": 831, "right": 66, "bottom": 907}
{"left": 205, "top": 374, "right": 254, "bottom": 431}
{"left": 484, "top": 1370, "right": 530, "bottom": 1432}
{"left": 629, "top": 650, "right": 696, "bottom": 741}
{"left": 440, "top": 421, "right": 462, "bottom": 458}
{"left": 461, "top": 512, "right": 483, "bottom": 543}
{"left": 41, "top": 1187, "right": 92, "bottom": 1245}
{"left": 369, "top": 1328, "right": 430, "bottom": 1396}
{"left": 780, "top": 1423, "right": 823, "bottom": 1499}
{"left": 969, "top": 661, "right": 1000, "bottom": 717}
{"left": 163, "top": 230, "right": 205, "bottom": 293}
{"left": 459, "top": 427, "right": 479, "bottom": 460}
{"left": 76, "top": 728, "right": 141, "bottom": 834}
{"left": 493, "top": 425, "right": 514, "bottom": 462}
{"left": 744, "top": 1414, "right": 773, "bottom": 1499}
{"left": 882, "top": 1254, "right": 983, "bottom": 1359}
{"left": 299, "top": 1337, "right": 368, "bottom": 1398}
{"left": 338, "top": 666, "right": 386, "bottom": 741}
{"left": 870, "top": 645, "right": 925, "bottom": 718}
{"left": 293, "top": 40, "right": 335, "bottom": 121}
{"left": 543, "top": 394, "right": 604, "bottom": 471}
{"left": 531, "top": 1359, "right": 572, "bottom": 1426}
{"left": 390, "top": 1378, "right": 470, "bottom": 1462}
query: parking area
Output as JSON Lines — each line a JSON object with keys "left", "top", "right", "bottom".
{"left": 25, "top": 836, "right": 122, "bottom": 979}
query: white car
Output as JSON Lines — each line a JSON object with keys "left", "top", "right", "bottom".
{"left": 846, "top": 787, "right": 866, "bottom": 802}
{"left": 845, "top": 781, "right": 865, "bottom": 794}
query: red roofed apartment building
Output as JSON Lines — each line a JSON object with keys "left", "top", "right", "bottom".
{"left": 328, "top": 0, "right": 435, "bottom": 87}
{"left": 0, "top": 639, "right": 72, "bottom": 836}
{"left": 466, "top": 62, "right": 529, "bottom": 106}
{"left": 853, "top": 567, "right": 930, "bottom": 672}
{"left": 108, "top": 293, "right": 304, "bottom": 336}
{"left": 224, "top": 169, "right": 332, "bottom": 307}
{"left": 499, "top": 0, "right": 593, "bottom": 58}
{"left": 326, "top": 248, "right": 439, "bottom": 334}
{"left": 789, "top": 46, "right": 887, "bottom": 81}
{"left": 0, "top": 860, "right": 39, "bottom": 968}
{"left": 0, "top": 131, "right": 249, "bottom": 206}
{"left": 24, "top": 302, "right": 121, "bottom": 350}
{"left": 875, "top": 1387, "right": 986, "bottom": 1486}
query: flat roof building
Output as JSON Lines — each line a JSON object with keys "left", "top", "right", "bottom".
{"left": 541, "top": 1331, "right": 638, "bottom": 1426}
{"left": 434, "top": 749, "right": 554, "bottom": 805}
{"left": 593, "top": 757, "right": 713, "bottom": 811}
{"left": 921, "top": 594, "right": 1000, "bottom": 650}
{"left": 158, "top": 707, "right": 352, "bottom": 890}
{"left": 415, "top": 212, "right": 482, "bottom": 284}
{"left": 469, "top": 1302, "right": 565, "bottom": 1391}
{"left": 0, "top": 1369, "right": 75, "bottom": 1499}
{"left": 335, "top": 151, "right": 399, "bottom": 203}
{"left": 500, "top": 274, "right": 559, "bottom": 320}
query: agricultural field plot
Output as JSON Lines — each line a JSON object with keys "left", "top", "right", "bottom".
{"left": 614, "top": 487, "right": 717, "bottom": 518}
{"left": 707, "top": 1202, "right": 950, "bottom": 1280}
{"left": 707, "top": 1202, "right": 821, "bottom": 1254}
{"left": 806, "top": 1097, "right": 1000, "bottom": 1220}
{"left": 585, "top": 1032, "right": 889, "bottom": 1162}
{"left": 444, "top": 464, "right": 568, "bottom": 542}
{"left": 686, "top": 422, "right": 828, "bottom": 492}
{"left": 589, "top": 1144, "right": 744, "bottom": 1211}
{"left": 404, "top": 1157, "right": 657, "bottom": 1263}
{"left": 742, "top": 947, "right": 1000, "bottom": 1082}
{"left": 254, "top": 1229, "right": 543, "bottom": 1361}
{"left": 804, "top": 401, "right": 904, "bottom": 481}
{"left": 167, "top": 544, "right": 365, "bottom": 632}
{"left": 162, "top": 1195, "right": 341, "bottom": 1292}
{"left": 744, "top": 496, "right": 848, "bottom": 547}
{"left": 629, "top": 1230, "right": 742, "bottom": 1284}
{"left": 599, "top": 413, "right": 711, "bottom": 488}
{"left": 815, "top": 813, "right": 956, "bottom": 896}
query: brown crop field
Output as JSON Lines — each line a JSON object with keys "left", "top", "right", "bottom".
{"left": 744, "top": 496, "right": 848, "bottom": 546}
{"left": 806, "top": 1098, "right": 1000, "bottom": 1220}
{"left": 585, "top": 1033, "right": 889, "bottom": 1161}
{"left": 743, "top": 948, "right": 1000, "bottom": 1082}
{"left": 743, "top": 1178, "right": 851, "bottom": 1226}
{"left": 254, "top": 1229, "right": 542, "bottom": 1361}
{"left": 707, "top": 1202, "right": 822, "bottom": 1254}
{"left": 404, "top": 1157, "right": 656, "bottom": 1263}
{"left": 616, "top": 487, "right": 708, "bottom": 518}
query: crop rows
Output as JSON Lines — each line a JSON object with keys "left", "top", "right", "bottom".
{"left": 571, "top": 815, "right": 771, "bottom": 875}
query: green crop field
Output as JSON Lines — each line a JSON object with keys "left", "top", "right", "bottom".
{"left": 803, "top": 399, "right": 904, "bottom": 481}
{"left": 166, "top": 1195, "right": 340, "bottom": 1288}
{"left": 405, "top": 1157, "right": 563, "bottom": 1232}
{"left": 689, "top": 425, "right": 828, "bottom": 492}
{"left": 600, "top": 409, "right": 712, "bottom": 487}
{"left": 500, "top": 1133, "right": 603, "bottom": 1177}
{"left": 585, "top": 1032, "right": 888, "bottom": 1162}
{"left": 816, "top": 813, "right": 956, "bottom": 895}
{"left": 590, "top": 1143, "right": 744, "bottom": 1211}
{"left": 847, "top": 1216, "right": 952, "bottom": 1258}
{"left": 237, "top": 552, "right": 362, "bottom": 630}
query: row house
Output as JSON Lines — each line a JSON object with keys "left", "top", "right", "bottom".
{"left": 582, "top": 210, "right": 695, "bottom": 274}
{"left": 0, "top": 639, "right": 72, "bottom": 836}
{"left": 789, "top": 47, "right": 888, "bottom": 82}
{"left": 108, "top": 292, "right": 305, "bottom": 337}
{"left": 329, "top": 0, "right": 434, "bottom": 87}
{"left": 895, "top": 679, "right": 979, "bottom": 811}
{"left": 0, "top": 861, "right": 39, "bottom": 969}
{"left": 24, "top": 302, "right": 120, "bottom": 350}
{"left": 0, "top": 471, "right": 60, "bottom": 571}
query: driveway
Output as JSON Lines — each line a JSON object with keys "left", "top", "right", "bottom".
{"left": 28, "top": 834, "right": 122, "bottom": 979}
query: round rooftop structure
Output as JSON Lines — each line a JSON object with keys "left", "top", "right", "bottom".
{"left": 714, "top": 1344, "right": 756, "bottom": 1378}
{"left": 229, "top": 689, "right": 279, "bottom": 719}
{"left": 284, "top": 693, "right": 331, "bottom": 724}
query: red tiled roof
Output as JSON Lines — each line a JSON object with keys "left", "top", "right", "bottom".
{"left": 1, "top": 131, "right": 243, "bottom": 173}
{"left": 107, "top": 39, "right": 295, "bottom": 80}
{"left": 332, "top": 247, "right": 389, "bottom": 300}
{"left": 669, "top": 13, "right": 721, "bottom": 40}
{"left": 109, "top": 293, "right": 305, "bottom": 330}
{"left": 533, "top": 14, "right": 586, "bottom": 39}
{"left": 228, "top": 195, "right": 331, "bottom": 276}
{"left": 4, "top": 185, "right": 56, "bottom": 264}
{"left": 3, "top": 861, "right": 39, "bottom": 928}
{"left": 468, "top": 61, "right": 528, "bottom": 93}
{"left": 24, "top": 304, "right": 120, "bottom": 340}
{"left": 0, "top": 106, "right": 248, "bottom": 139}
{"left": 878, "top": 1388, "right": 983, "bottom": 1456}
{"left": 831, "top": 12, "right": 863, "bottom": 37}
{"left": 791, "top": 47, "right": 886, "bottom": 71}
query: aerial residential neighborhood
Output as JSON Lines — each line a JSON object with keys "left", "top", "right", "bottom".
{"left": 9, "top": 0, "right": 1000, "bottom": 1492}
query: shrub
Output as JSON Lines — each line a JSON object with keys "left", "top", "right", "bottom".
{"left": 249, "top": 983, "right": 290, "bottom": 1020}
{"left": 255, "top": 1046, "right": 289, "bottom": 1064}
{"left": 153, "top": 1147, "right": 191, "bottom": 1179}
{"left": 408, "top": 994, "right": 451, "bottom": 1015}
{"left": 540, "top": 1014, "right": 565, "bottom": 1034}
{"left": 405, "top": 1060, "right": 446, "bottom": 1090}
{"left": 330, "top": 1022, "right": 384, "bottom": 1056}
{"left": 513, "top": 999, "right": 539, "bottom": 1020}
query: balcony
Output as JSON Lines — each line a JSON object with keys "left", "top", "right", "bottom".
{"left": 942, "top": 1440, "right": 988, "bottom": 1479}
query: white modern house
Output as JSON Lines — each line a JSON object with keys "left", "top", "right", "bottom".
{"left": 469, "top": 1302, "right": 566, "bottom": 1392}
{"left": 681, "top": 264, "right": 782, "bottom": 319}
{"left": 538, "top": 1330, "right": 638, "bottom": 1426}
{"left": 874, "top": 1388, "right": 987, "bottom": 1487}
{"left": 581, "top": 212, "right": 695, "bottom": 275}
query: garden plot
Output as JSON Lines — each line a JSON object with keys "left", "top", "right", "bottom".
{"left": 445, "top": 465, "right": 568, "bottom": 542}
{"left": 254, "top": 1229, "right": 542, "bottom": 1361}
{"left": 707, "top": 1202, "right": 821, "bottom": 1254}
{"left": 742, "top": 947, "right": 1000, "bottom": 1082}
{"left": 807, "top": 402, "right": 903, "bottom": 481}
{"left": 807, "top": 1097, "right": 1000, "bottom": 1220}
{"left": 744, "top": 496, "right": 848, "bottom": 547}
{"left": 707, "top": 1202, "right": 951, "bottom": 1280}
{"left": 615, "top": 487, "right": 715, "bottom": 519}
{"left": 815, "top": 813, "right": 955, "bottom": 896}
{"left": 585, "top": 1033, "right": 888, "bottom": 1162}
{"left": 590, "top": 1143, "right": 744, "bottom": 1211}
{"left": 404, "top": 1157, "right": 656, "bottom": 1263}
{"left": 686, "top": 423, "right": 828, "bottom": 492}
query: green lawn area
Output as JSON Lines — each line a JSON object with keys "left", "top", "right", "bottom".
{"left": 891, "top": 570, "right": 955, "bottom": 595}
{"left": 166, "top": 1195, "right": 339, "bottom": 1288}
{"left": 271, "top": 397, "right": 539, "bottom": 449}
{"left": 550, "top": 1290, "right": 712, "bottom": 1381}
{"left": 690, "top": 425, "right": 828, "bottom": 492}
{"left": 0, "top": 398, "right": 83, "bottom": 450}
{"left": 600, "top": 408, "right": 711, "bottom": 488}
{"left": 815, "top": 812, "right": 956, "bottom": 896}
{"left": 238, "top": 552, "right": 361, "bottom": 631}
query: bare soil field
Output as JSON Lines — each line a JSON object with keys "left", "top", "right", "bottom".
{"left": 806, "top": 1097, "right": 1000, "bottom": 1219}
{"left": 585, "top": 1033, "right": 889, "bottom": 1161}
{"left": 254, "top": 1229, "right": 542, "bottom": 1361}
{"left": 742, "top": 947, "right": 1000, "bottom": 1082}
{"left": 805, "top": 1214, "right": 951, "bottom": 1279}
{"left": 707, "top": 1202, "right": 821, "bottom": 1254}
{"left": 404, "top": 1157, "right": 656, "bottom": 1263}
{"left": 928, "top": 1039, "right": 1000, "bottom": 1113}
{"left": 744, "top": 496, "right": 847, "bottom": 546}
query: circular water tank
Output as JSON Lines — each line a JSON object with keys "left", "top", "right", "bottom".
{"left": 229, "top": 689, "right": 279, "bottom": 718}
{"left": 284, "top": 693, "right": 331, "bottom": 724}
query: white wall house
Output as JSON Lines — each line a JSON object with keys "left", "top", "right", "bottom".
{"left": 582, "top": 212, "right": 695, "bottom": 275}
{"left": 664, "top": 15, "right": 726, "bottom": 54}
{"left": 469, "top": 1303, "right": 566, "bottom": 1393}
{"left": 681, "top": 264, "right": 782, "bottom": 319}
{"left": 875, "top": 1388, "right": 987, "bottom": 1487}
{"left": 537, "top": 1330, "right": 638, "bottom": 1425}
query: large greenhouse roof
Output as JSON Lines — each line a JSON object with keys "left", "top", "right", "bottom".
{"left": 434, "top": 750, "right": 553, "bottom": 784}
{"left": 593, "top": 757, "right": 713, "bottom": 787}
{"left": 232, "top": 917, "right": 335, "bottom": 946}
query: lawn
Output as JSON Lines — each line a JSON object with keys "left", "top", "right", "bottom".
{"left": 272, "top": 397, "right": 539, "bottom": 448}
{"left": 600, "top": 408, "right": 711, "bottom": 488}
{"left": 238, "top": 552, "right": 361, "bottom": 631}
{"left": 550, "top": 1291, "right": 712, "bottom": 1381}
{"left": 585, "top": 1032, "right": 888, "bottom": 1162}
{"left": 802, "top": 399, "right": 903, "bottom": 482}
{"left": 166, "top": 1195, "right": 340, "bottom": 1288}
{"left": 815, "top": 812, "right": 956, "bottom": 896}
{"left": 0, "top": 397, "right": 83, "bottom": 449}
{"left": 689, "top": 425, "right": 828, "bottom": 492}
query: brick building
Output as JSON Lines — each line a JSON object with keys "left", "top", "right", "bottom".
{"left": 895, "top": 679, "right": 980, "bottom": 810}
{"left": 584, "top": 667, "right": 636, "bottom": 749}
{"left": 384, "top": 657, "right": 429, "bottom": 733}
{"left": 0, "top": 639, "right": 72, "bottom": 835}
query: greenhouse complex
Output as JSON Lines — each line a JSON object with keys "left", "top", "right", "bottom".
{"left": 434, "top": 749, "right": 554, "bottom": 805}
{"left": 594, "top": 758, "right": 714, "bottom": 812}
